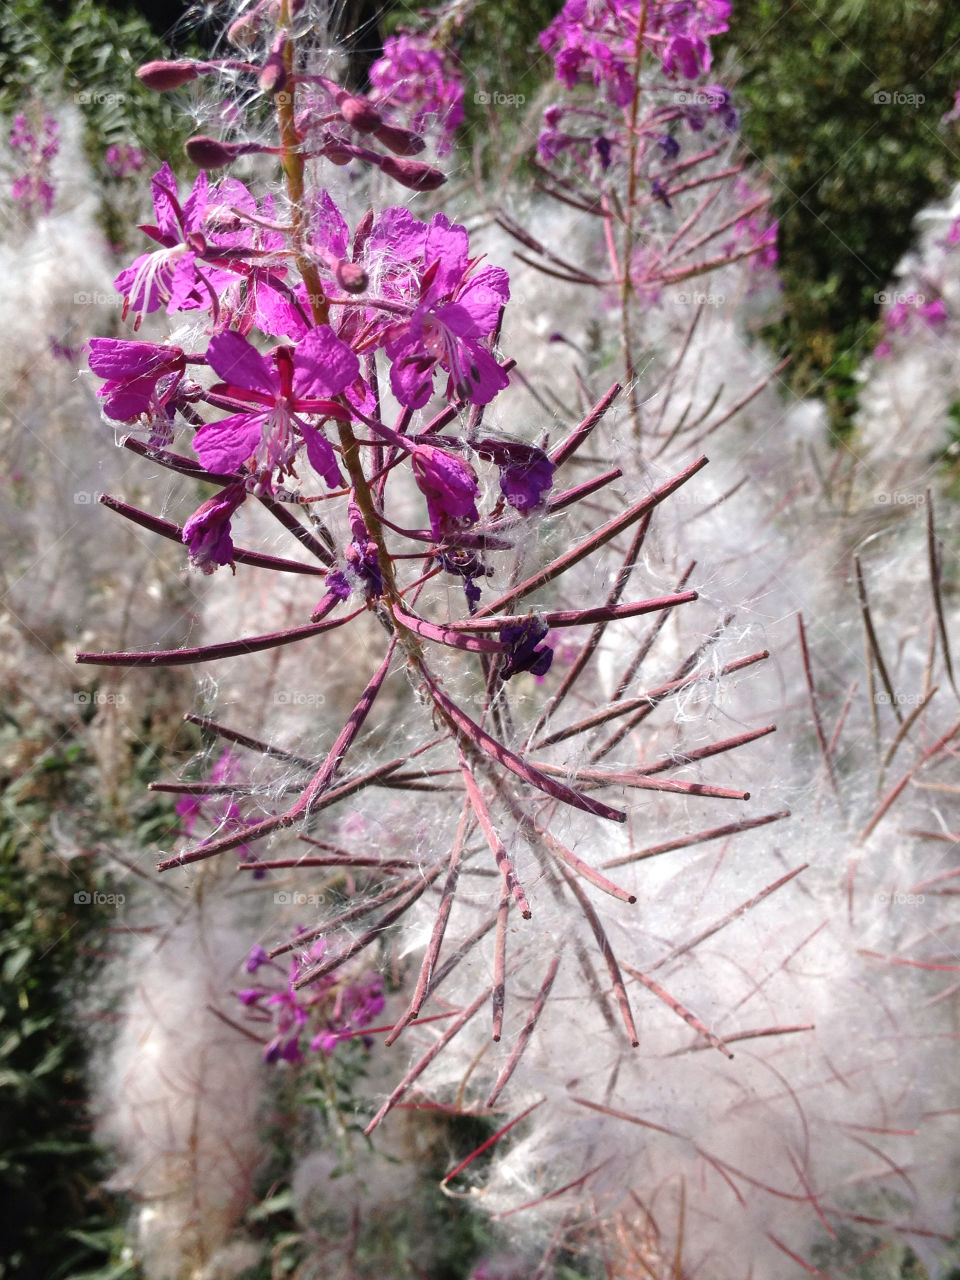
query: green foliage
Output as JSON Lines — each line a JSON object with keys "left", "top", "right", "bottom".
{"left": 0, "top": 718, "right": 144, "bottom": 1280}
{"left": 0, "top": 0, "right": 191, "bottom": 174}
{"left": 720, "top": 0, "right": 960, "bottom": 432}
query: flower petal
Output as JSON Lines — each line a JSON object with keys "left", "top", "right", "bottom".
{"left": 193, "top": 411, "right": 265, "bottom": 472}
{"left": 206, "top": 331, "right": 277, "bottom": 396}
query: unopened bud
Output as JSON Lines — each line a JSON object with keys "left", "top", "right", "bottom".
{"left": 185, "top": 135, "right": 241, "bottom": 169}
{"left": 379, "top": 156, "right": 447, "bottom": 192}
{"left": 259, "top": 31, "right": 287, "bottom": 95}
{"left": 137, "top": 60, "right": 200, "bottom": 92}
{"left": 323, "top": 143, "right": 355, "bottom": 166}
{"left": 335, "top": 261, "right": 368, "bottom": 293}
{"left": 338, "top": 94, "right": 381, "bottom": 133}
{"left": 373, "top": 122, "right": 426, "bottom": 156}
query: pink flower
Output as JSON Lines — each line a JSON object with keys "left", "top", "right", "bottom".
{"left": 192, "top": 328, "right": 359, "bottom": 489}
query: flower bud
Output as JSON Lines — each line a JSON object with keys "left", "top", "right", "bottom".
{"left": 335, "top": 261, "right": 369, "bottom": 294}
{"left": 373, "top": 122, "right": 426, "bottom": 156}
{"left": 337, "top": 94, "right": 381, "bottom": 133}
{"left": 378, "top": 155, "right": 446, "bottom": 191}
{"left": 259, "top": 31, "right": 288, "bottom": 95}
{"left": 185, "top": 135, "right": 241, "bottom": 170}
{"left": 352, "top": 208, "right": 374, "bottom": 258}
{"left": 136, "top": 60, "right": 200, "bottom": 92}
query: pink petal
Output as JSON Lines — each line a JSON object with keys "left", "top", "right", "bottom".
{"left": 206, "top": 332, "right": 277, "bottom": 396}
{"left": 193, "top": 411, "right": 264, "bottom": 472}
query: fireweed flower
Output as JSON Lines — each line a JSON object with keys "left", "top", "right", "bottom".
{"left": 105, "top": 143, "right": 145, "bottom": 179}
{"left": 379, "top": 213, "right": 510, "bottom": 407}
{"left": 237, "top": 941, "right": 384, "bottom": 1063}
{"left": 368, "top": 31, "right": 465, "bottom": 153}
{"left": 9, "top": 110, "right": 59, "bottom": 216}
{"left": 87, "top": 338, "right": 186, "bottom": 423}
{"left": 114, "top": 163, "right": 240, "bottom": 319}
{"left": 192, "top": 328, "right": 359, "bottom": 490}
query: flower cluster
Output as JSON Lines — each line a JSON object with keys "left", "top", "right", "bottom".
{"left": 369, "top": 31, "right": 465, "bottom": 154}
{"left": 175, "top": 748, "right": 262, "bottom": 873}
{"left": 9, "top": 110, "right": 59, "bottom": 216}
{"left": 238, "top": 941, "right": 384, "bottom": 1063}
{"left": 502, "top": 0, "right": 779, "bottom": 436}
{"left": 104, "top": 142, "right": 145, "bottom": 180}
{"left": 875, "top": 295, "right": 948, "bottom": 357}
{"left": 539, "top": 0, "right": 732, "bottom": 105}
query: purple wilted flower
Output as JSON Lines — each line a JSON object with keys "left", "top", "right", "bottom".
{"left": 657, "top": 133, "right": 681, "bottom": 160}
{"left": 368, "top": 31, "right": 465, "bottom": 153}
{"left": 594, "top": 134, "right": 613, "bottom": 169}
{"left": 475, "top": 439, "right": 555, "bottom": 512}
{"left": 499, "top": 617, "right": 554, "bottom": 680}
{"left": 182, "top": 480, "right": 246, "bottom": 573}
{"left": 192, "top": 327, "right": 358, "bottom": 490}
{"left": 342, "top": 499, "right": 383, "bottom": 597}
{"left": 87, "top": 338, "right": 186, "bottom": 422}
{"left": 411, "top": 444, "right": 480, "bottom": 539}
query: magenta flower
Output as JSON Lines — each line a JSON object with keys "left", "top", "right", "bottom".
{"left": 182, "top": 480, "right": 247, "bottom": 573}
{"left": 411, "top": 444, "right": 480, "bottom": 539}
{"left": 381, "top": 212, "right": 510, "bottom": 408}
{"left": 105, "top": 143, "right": 145, "bottom": 178}
{"left": 114, "top": 163, "right": 235, "bottom": 318}
{"left": 192, "top": 327, "right": 359, "bottom": 489}
{"left": 88, "top": 338, "right": 186, "bottom": 422}
{"left": 369, "top": 32, "right": 464, "bottom": 153}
